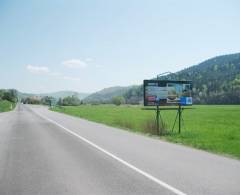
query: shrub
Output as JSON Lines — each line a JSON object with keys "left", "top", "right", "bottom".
{"left": 112, "top": 96, "right": 125, "bottom": 106}
{"left": 143, "top": 118, "right": 168, "bottom": 135}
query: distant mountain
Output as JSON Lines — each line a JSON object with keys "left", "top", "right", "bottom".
{"left": 83, "top": 86, "right": 133, "bottom": 103}
{"left": 84, "top": 52, "right": 240, "bottom": 104}
{"left": 18, "top": 90, "right": 89, "bottom": 100}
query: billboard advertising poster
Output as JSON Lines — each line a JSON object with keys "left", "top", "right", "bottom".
{"left": 144, "top": 80, "right": 192, "bottom": 106}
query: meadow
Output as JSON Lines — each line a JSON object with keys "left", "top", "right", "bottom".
{"left": 52, "top": 105, "right": 240, "bottom": 159}
{"left": 0, "top": 100, "right": 15, "bottom": 112}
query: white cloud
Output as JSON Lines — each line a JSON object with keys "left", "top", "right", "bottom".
{"left": 62, "top": 59, "right": 87, "bottom": 68}
{"left": 26, "top": 64, "right": 81, "bottom": 82}
{"left": 63, "top": 76, "right": 81, "bottom": 81}
{"left": 26, "top": 65, "right": 49, "bottom": 74}
{"left": 49, "top": 72, "right": 62, "bottom": 77}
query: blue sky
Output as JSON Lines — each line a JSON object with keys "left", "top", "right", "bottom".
{"left": 0, "top": 0, "right": 239, "bottom": 93}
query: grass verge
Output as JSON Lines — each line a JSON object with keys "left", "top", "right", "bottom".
{"left": 51, "top": 105, "right": 240, "bottom": 159}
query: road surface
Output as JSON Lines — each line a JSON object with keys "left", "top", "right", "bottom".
{"left": 0, "top": 104, "right": 239, "bottom": 195}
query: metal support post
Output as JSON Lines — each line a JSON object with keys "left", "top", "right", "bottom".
{"left": 156, "top": 105, "right": 160, "bottom": 135}
{"left": 178, "top": 104, "right": 182, "bottom": 133}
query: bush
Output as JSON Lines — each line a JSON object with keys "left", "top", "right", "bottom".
{"left": 0, "top": 89, "right": 18, "bottom": 103}
{"left": 112, "top": 96, "right": 125, "bottom": 106}
{"left": 143, "top": 118, "right": 168, "bottom": 135}
{"left": 60, "top": 95, "right": 81, "bottom": 106}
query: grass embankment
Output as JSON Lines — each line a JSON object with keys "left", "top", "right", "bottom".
{"left": 52, "top": 105, "right": 240, "bottom": 158}
{"left": 0, "top": 100, "right": 15, "bottom": 112}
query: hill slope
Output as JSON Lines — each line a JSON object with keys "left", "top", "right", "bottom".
{"left": 83, "top": 86, "right": 133, "bottom": 103}
{"left": 159, "top": 53, "right": 240, "bottom": 104}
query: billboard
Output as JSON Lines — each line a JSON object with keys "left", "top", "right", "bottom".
{"left": 144, "top": 80, "right": 192, "bottom": 106}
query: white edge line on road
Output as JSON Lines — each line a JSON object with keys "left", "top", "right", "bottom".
{"left": 33, "top": 108, "right": 187, "bottom": 195}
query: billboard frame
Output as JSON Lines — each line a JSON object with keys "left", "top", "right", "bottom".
{"left": 143, "top": 80, "right": 192, "bottom": 107}
{"left": 143, "top": 79, "right": 193, "bottom": 134}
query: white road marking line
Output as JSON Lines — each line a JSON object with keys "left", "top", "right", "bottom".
{"left": 33, "top": 108, "right": 187, "bottom": 195}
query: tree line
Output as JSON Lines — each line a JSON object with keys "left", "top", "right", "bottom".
{"left": 21, "top": 95, "right": 83, "bottom": 106}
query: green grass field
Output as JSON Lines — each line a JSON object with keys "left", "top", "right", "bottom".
{"left": 0, "top": 100, "right": 15, "bottom": 112}
{"left": 52, "top": 105, "right": 240, "bottom": 159}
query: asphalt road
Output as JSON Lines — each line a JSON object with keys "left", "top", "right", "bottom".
{"left": 0, "top": 104, "right": 239, "bottom": 195}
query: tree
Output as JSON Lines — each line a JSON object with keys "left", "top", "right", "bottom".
{"left": 41, "top": 96, "right": 53, "bottom": 105}
{"left": 22, "top": 97, "right": 41, "bottom": 104}
{"left": 112, "top": 96, "right": 125, "bottom": 106}
{"left": 57, "top": 98, "right": 63, "bottom": 106}
{"left": 62, "top": 95, "right": 81, "bottom": 106}
{"left": 1, "top": 89, "right": 18, "bottom": 103}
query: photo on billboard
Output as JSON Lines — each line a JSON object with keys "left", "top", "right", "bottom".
{"left": 144, "top": 80, "right": 192, "bottom": 106}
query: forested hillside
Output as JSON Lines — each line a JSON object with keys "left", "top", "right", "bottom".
{"left": 159, "top": 53, "right": 240, "bottom": 104}
{"left": 84, "top": 53, "right": 240, "bottom": 104}
{"left": 83, "top": 86, "right": 132, "bottom": 104}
